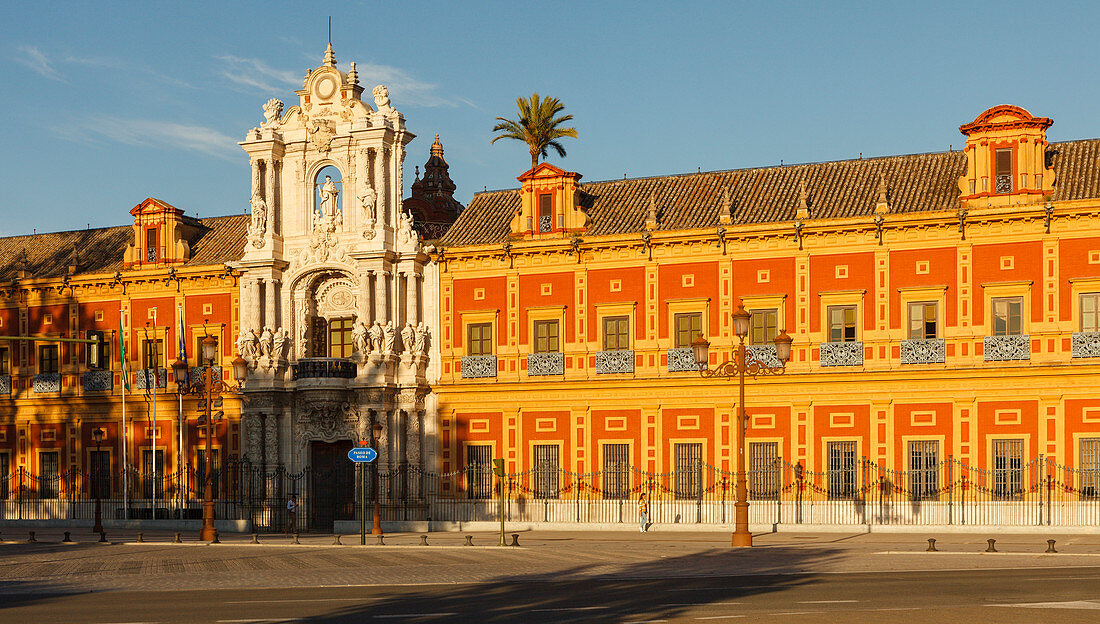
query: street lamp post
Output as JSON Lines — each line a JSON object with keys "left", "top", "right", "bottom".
{"left": 371, "top": 422, "right": 383, "bottom": 535}
{"left": 692, "top": 303, "right": 792, "bottom": 548}
{"left": 92, "top": 427, "right": 104, "bottom": 534}
{"left": 172, "top": 335, "right": 248, "bottom": 542}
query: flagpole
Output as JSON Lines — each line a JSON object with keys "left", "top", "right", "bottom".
{"left": 177, "top": 303, "right": 186, "bottom": 518}
{"left": 149, "top": 313, "right": 157, "bottom": 521}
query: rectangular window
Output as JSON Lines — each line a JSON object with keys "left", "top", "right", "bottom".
{"left": 38, "top": 344, "right": 59, "bottom": 374}
{"left": 146, "top": 228, "right": 158, "bottom": 262}
{"left": 0, "top": 346, "right": 9, "bottom": 375}
{"left": 1081, "top": 438, "right": 1100, "bottom": 499}
{"left": 0, "top": 453, "right": 9, "bottom": 500}
{"left": 533, "top": 444, "right": 560, "bottom": 499}
{"left": 674, "top": 312, "right": 702, "bottom": 348}
{"left": 328, "top": 318, "right": 354, "bottom": 358}
{"left": 538, "top": 194, "right": 553, "bottom": 233}
{"left": 827, "top": 306, "right": 858, "bottom": 343}
{"left": 38, "top": 451, "right": 60, "bottom": 499}
{"left": 1081, "top": 293, "right": 1100, "bottom": 333}
{"left": 992, "top": 439, "right": 1024, "bottom": 499}
{"left": 827, "top": 441, "right": 857, "bottom": 499}
{"left": 908, "top": 440, "right": 939, "bottom": 501}
{"left": 749, "top": 309, "right": 778, "bottom": 345}
{"left": 196, "top": 448, "right": 221, "bottom": 499}
{"left": 749, "top": 441, "right": 780, "bottom": 500}
{"left": 995, "top": 148, "right": 1013, "bottom": 194}
{"left": 991, "top": 297, "right": 1023, "bottom": 336}
{"left": 533, "top": 319, "right": 560, "bottom": 353}
{"left": 602, "top": 443, "right": 630, "bottom": 499}
{"left": 602, "top": 316, "right": 630, "bottom": 351}
{"left": 467, "top": 323, "right": 493, "bottom": 356}
{"left": 142, "top": 339, "right": 163, "bottom": 371}
{"left": 86, "top": 330, "right": 110, "bottom": 370}
{"left": 89, "top": 450, "right": 111, "bottom": 499}
{"left": 908, "top": 302, "right": 938, "bottom": 340}
{"left": 465, "top": 445, "right": 493, "bottom": 500}
{"left": 142, "top": 449, "right": 165, "bottom": 499}
{"left": 674, "top": 442, "right": 703, "bottom": 499}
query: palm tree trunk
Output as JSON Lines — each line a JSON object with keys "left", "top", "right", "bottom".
{"left": 530, "top": 150, "right": 539, "bottom": 170}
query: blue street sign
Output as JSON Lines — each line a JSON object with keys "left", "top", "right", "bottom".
{"left": 348, "top": 447, "right": 378, "bottom": 463}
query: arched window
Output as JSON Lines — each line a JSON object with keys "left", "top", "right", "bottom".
{"left": 314, "top": 165, "right": 343, "bottom": 218}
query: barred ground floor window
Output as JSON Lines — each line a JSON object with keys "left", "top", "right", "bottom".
{"left": 749, "top": 441, "right": 779, "bottom": 500}
{"left": 465, "top": 445, "right": 493, "bottom": 499}
{"left": 908, "top": 440, "right": 939, "bottom": 501}
{"left": 602, "top": 443, "right": 630, "bottom": 499}
{"left": 1081, "top": 438, "right": 1100, "bottom": 499}
{"left": 533, "top": 444, "right": 560, "bottom": 499}
{"left": 992, "top": 439, "right": 1024, "bottom": 499}
{"left": 674, "top": 442, "right": 702, "bottom": 499}
{"left": 38, "top": 450, "right": 60, "bottom": 499}
{"left": 827, "top": 441, "right": 857, "bottom": 499}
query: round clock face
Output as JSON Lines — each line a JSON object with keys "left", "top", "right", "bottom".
{"left": 315, "top": 75, "right": 337, "bottom": 100}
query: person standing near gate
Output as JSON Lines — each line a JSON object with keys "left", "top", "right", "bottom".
{"left": 638, "top": 493, "right": 649, "bottom": 533}
{"left": 286, "top": 494, "right": 297, "bottom": 536}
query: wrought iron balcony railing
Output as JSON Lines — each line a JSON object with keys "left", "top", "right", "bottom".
{"left": 1072, "top": 332, "right": 1100, "bottom": 358}
{"left": 461, "top": 355, "right": 498, "bottom": 379}
{"left": 33, "top": 373, "right": 61, "bottom": 393}
{"left": 746, "top": 344, "right": 782, "bottom": 368}
{"left": 0, "top": 374, "right": 11, "bottom": 395}
{"left": 819, "top": 341, "right": 864, "bottom": 367}
{"left": 899, "top": 338, "right": 946, "bottom": 364}
{"left": 526, "top": 352, "right": 564, "bottom": 376}
{"left": 596, "top": 350, "right": 635, "bottom": 374}
{"left": 292, "top": 358, "right": 356, "bottom": 380}
{"left": 667, "top": 348, "right": 697, "bottom": 372}
{"left": 135, "top": 368, "right": 167, "bottom": 390}
{"left": 82, "top": 370, "right": 113, "bottom": 392}
{"left": 984, "top": 335, "right": 1031, "bottom": 361}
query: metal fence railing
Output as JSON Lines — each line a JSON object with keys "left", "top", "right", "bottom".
{"left": 2, "top": 456, "right": 1098, "bottom": 530}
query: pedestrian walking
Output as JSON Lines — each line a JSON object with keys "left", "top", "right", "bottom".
{"left": 286, "top": 494, "right": 297, "bottom": 536}
{"left": 638, "top": 493, "right": 649, "bottom": 533}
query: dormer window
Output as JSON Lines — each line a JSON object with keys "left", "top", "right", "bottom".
{"left": 146, "top": 228, "right": 158, "bottom": 262}
{"left": 538, "top": 194, "right": 553, "bottom": 233}
{"left": 995, "top": 148, "right": 1013, "bottom": 194}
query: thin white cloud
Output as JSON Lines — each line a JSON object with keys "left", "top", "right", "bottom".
{"left": 64, "top": 55, "right": 194, "bottom": 89}
{"left": 14, "top": 45, "right": 64, "bottom": 81}
{"left": 217, "top": 54, "right": 301, "bottom": 93}
{"left": 353, "top": 62, "right": 455, "bottom": 108}
{"left": 57, "top": 116, "right": 239, "bottom": 162}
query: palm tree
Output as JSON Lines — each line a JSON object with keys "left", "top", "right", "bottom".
{"left": 491, "top": 93, "right": 578, "bottom": 170}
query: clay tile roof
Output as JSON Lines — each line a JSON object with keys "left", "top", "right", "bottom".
{"left": 441, "top": 139, "right": 1100, "bottom": 248}
{"left": 0, "top": 214, "right": 248, "bottom": 282}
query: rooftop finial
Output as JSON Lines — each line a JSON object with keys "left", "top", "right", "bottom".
{"left": 646, "top": 192, "right": 659, "bottom": 230}
{"left": 431, "top": 134, "right": 444, "bottom": 158}
{"left": 796, "top": 181, "right": 810, "bottom": 220}
{"left": 719, "top": 186, "right": 733, "bottom": 225}
{"left": 874, "top": 173, "right": 891, "bottom": 215}
{"left": 323, "top": 41, "right": 336, "bottom": 67}
{"left": 347, "top": 62, "right": 358, "bottom": 85}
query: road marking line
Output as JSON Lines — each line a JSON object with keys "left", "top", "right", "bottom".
{"left": 694, "top": 616, "right": 746, "bottom": 620}
{"left": 665, "top": 603, "right": 743, "bottom": 607}
{"left": 799, "top": 600, "right": 858, "bottom": 604}
{"left": 624, "top": 620, "right": 669, "bottom": 623}
{"left": 532, "top": 607, "right": 609, "bottom": 612}
{"left": 992, "top": 600, "right": 1100, "bottom": 610}
{"left": 217, "top": 620, "right": 300, "bottom": 623}
{"left": 226, "top": 599, "right": 366, "bottom": 604}
{"left": 768, "top": 612, "right": 819, "bottom": 616}
{"left": 374, "top": 615, "right": 458, "bottom": 619}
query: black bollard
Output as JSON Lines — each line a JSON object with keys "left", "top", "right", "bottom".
{"left": 251, "top": 533, "right": 259, "bottom": 544}
{"left": 98, "top": 531, "right": 108, "bottom": 543}
{"left": 174, "top": 532, "right": 182, "bottom": 543}
{"left": 62, "top": 531, "right": 72, "bottom": 543}
{"left": 1046, "top": 539, "right": 1057, "bottom": 554}
{"left": 510, "top": 533, "right": 520, "bottom": 547}
{"left": 333, "top": 534, "right": 342, "bottom": 545}
{"left": 136, "top": 533, "right": 144, "bottom": 543}
{"left": 464, "top": 535, "right": 473, "bottom": 546}
{"left": 420, "top": 535, "right": 429, "bottom": 546}
{"left": 212, "top": 530, "right": 220, "bottom": 544}
{"left": 985, "top": 538, "right": 997, "bottom": 553}
{"left": 375, "top": 534, "right": 385, "bottom": 546}
{"left": 926, "top": 538, "right": 937, "bottom": 552}
{"left": 28, "top": 531, "right": 36, "bottom": 543}
{"left": 292, "top": 532, "right": 300, "bottom": 545}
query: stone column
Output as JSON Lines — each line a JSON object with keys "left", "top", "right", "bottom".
{"left": 264, "top": 279, "right": 278, "bottom": 331}
{"left": 407, "top": 409, "right": 421, "bottom": 499}
{"left": 249, "top": 279, "right": 262, "bottom": 331}
{"left": 359, "top": 271, "right": 372, "bottom": 325}
{"left": 375, "top": 271, "right": 389, "bottom": 324}
{"left": 251, "top": 159, "right": 261, "bottom": 199}
{"left": 265, "top": 159, "right": 279, "bottom": 232}
{"left": 405, "top": 271, "right": 418, "bottom": 326}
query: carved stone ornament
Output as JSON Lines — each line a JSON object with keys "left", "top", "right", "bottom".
{"left": 248, "top": 192, "right": 268, "bottom": 247}
{"left": 294, "top": 400, "right": 362, "bottom": 463}
{"left": 262, "top": 98, "right": 284, "bottom": 128}
{"left": 305, "top": 116, "right": 336, "bottom": 153}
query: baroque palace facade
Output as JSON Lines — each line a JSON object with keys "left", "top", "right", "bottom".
{"left": 436, "top": 105, "right": 1100, "bottom": 506}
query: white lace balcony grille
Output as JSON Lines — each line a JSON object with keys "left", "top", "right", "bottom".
{"left": 0, "top": 374, "right": 10, "bottom": 395}
{"left": 526, "top": 352, "right": 565, "bottom": 376}
{"left": 596, "top": 350, "right": 635, "bottom": 374}
{"left": 539, "top": 214, "right": 553, "bottom": 233}
{"left": 667, "top": 348, "right": 698, "bottom": 372}
{"left": 746, "top": 344, "right": 782, "bottom": 368}
{"left": 900, "top": 338, "right": 946, "bottom": 364}
{"left": 1072, "top": 332, "right": 1100, "bottom": 358}
{"left": 135, "top": 368, "right": 167, "bottom": 390}
{"left": 33, "top": 373, "right": 61, "bottom": 393}
{"left": 819, "top": 341, "right": 864, "bottom": 367}
{"left": 984, "top": 335, "right": 1031, "bottom": 361}
{"left": 461, "top": 355, "right": 498, "bottom": 379}
{"left": 82, "top": 370, "right": 113, "bottom": 392}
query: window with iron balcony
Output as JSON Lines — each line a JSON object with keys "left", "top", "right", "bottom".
{"left": 537, "top": 194, "right": 553, "bottom": 233}
{"left": 994, "top": 147, "right": 1013, "bottom": 194}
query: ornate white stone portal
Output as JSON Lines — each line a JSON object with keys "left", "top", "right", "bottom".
{"left": 233, "top": 45, "right": 439, "bottom": 486}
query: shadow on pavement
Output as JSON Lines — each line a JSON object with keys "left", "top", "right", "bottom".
{"left": 300, "top": 545, "right": 845, "bottom": 623}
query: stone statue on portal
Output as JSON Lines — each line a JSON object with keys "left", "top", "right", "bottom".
{"left": 318, "top": 175, "right": 339, "bottom": 218}
{"left": 369, "top": 321, "right": 384, "bottom": 355}
{"left": 372, "top": 85, "right": 394, "bottom": 115}
{"left": 401, "top": 322, "right": 415, "bottom": 353}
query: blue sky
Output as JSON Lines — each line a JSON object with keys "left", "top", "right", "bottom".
{"left": 1, "top": 1, "right": 1097, "bottom": 236}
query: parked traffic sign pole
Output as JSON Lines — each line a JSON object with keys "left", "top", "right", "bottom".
{"left": 348, "top": 445, "right": 378, "bottom": 545}
{"left": 493, "top": 459, "right": 506, "bottom": 546}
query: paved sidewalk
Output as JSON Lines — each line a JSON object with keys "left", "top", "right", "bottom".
{"left": 2, "top": 525, "right": 1099, "bottom": 596}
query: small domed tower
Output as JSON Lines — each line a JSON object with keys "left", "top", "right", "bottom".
{"left": 403, "top": 134, "right": 464, "bottom": 240}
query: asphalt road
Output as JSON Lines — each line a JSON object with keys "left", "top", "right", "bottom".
{"left": 4, "top": 566, "right": 1100, "bottom": 624}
